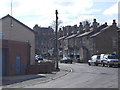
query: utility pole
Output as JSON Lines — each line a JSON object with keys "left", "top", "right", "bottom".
{"left": 55, "top": 10, "right": 60, "bottom": 71}
{"left": 10, "top": 0, "right": 13, "bottom": 27}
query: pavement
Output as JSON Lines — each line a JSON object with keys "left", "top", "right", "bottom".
{"left": 1, "top": 67, "right": 72, "bottom": 88}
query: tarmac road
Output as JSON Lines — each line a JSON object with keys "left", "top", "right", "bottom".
{"left": 25, "top": 63, "right": 119, "bottom": 88}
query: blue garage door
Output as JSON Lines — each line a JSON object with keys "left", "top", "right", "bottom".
{"left": 16, "top": 56, "right": 21, "bottom": 75}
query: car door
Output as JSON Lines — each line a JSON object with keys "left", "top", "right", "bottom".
{"left": 103, "top": 55, "right": 108, "bottom": 64}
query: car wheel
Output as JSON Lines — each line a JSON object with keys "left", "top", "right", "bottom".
{"left": 101, "top": 62, "right": 105, "bottom": 67}
{"left": 107, "top": 63, "right": 112, "bottom": 67}
{"left": 88, "top": 62, "right": 91, "bottom": 66}
{"left": 118, "top": 64, "right": 120, "bottom": 68}
{"left": 95, "top": 63, "right": 98, "bottom": 66}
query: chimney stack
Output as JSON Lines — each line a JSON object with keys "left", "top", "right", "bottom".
{"left": 63, "top": 26, "right": 72, "bottom": 36}
{"left": 105, "top": 22, "right": 107, "bottom": 25}
{"left": 63, "top": 27, "right": 67, "bottom": 36}
{"left": 79, "top": 22, "right": 83, "bottom": 33}
{"left": 73, "top": 25, "right": 78, "bottom": 34}
{"left": 58, "top": 28, "right": 63, "bottom": 37}
{"left": 93, "top": 19, "right": 98, "bottom": 30}
{"left": 112, "top": 19, "right": 117, "bottom": 26}
{"left": 85, "top": 21, "right": 90, "bottom": 32}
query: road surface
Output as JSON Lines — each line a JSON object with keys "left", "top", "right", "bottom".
{"left": 25, "top": 63, "right": 119, "bottom": 88}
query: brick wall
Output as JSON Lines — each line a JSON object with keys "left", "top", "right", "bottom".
{"left": 2, "top": 39, "right": 30, "bottom": 76}
{"left": 27, "top": 62, "right": 55, "bottom": 74}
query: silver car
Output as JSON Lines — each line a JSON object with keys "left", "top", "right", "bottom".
{"left": 101, "top": 54, "right": 120, "bottom": 67}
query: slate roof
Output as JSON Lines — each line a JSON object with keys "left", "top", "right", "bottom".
{"left": 66, "top": 33, "right": 78, "bottom": 39}
{"left": 90, "top": 32, "right": 101, "bottom": 37}
{"left": 77, "top": 30, "right": 93, "bottom": 38}
{"left": 58, "top": 36, "right": 68, "bottom": 40}
{"left": 90, "top": 25, "right": 119, "bottom": 38}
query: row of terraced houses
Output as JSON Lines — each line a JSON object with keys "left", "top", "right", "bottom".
{"left": 58, "top": 19, "right": 120, "bottom": 62}
{"left": 1, "top": 14, "right": 120, "bottom": 76}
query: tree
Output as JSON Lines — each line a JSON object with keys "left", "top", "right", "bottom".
{"left": 82, "top": 20, "right": 91, "bottom": 27}
{"left": 50, "top": 20, "right": 62, "bottom": 31}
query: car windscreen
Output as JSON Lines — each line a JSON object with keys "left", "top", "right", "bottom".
{"left": 108, "top": 55, "right": 117, "bottom": 59}
{"left": 97, "top": 56, "right": 100, "bottom": 59}
{"left": 63, "top": 57, "right": 71, "bottom": 60}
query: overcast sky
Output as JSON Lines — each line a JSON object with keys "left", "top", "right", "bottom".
{"left": 0, "top": 0, "right": 119, "bottom": 29}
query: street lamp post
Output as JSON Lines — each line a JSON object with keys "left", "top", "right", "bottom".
{"left": 55, "top": 10, "right": 60, "bottom": 71}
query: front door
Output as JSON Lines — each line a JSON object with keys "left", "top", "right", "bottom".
{"left": 16, "top": 56, "right": 21, "bottom": 75}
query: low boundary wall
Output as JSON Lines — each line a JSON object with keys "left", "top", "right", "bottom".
{"left": 27, "top": 62, "right": 55, "bottom": 74}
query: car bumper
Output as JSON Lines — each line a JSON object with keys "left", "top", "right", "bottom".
{"left": 109, "top": 62, "right": 120, "bottom": 65}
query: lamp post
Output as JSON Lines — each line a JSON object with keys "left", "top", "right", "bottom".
{"left": 55, "top": 10, "right": 60, "bottom": 71}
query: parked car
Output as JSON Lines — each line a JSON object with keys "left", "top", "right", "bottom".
{"left": 60, "top": 57, "right": 73, "bottom": 64}
{"left": 99, "top": 54, "right": 106, "bottom": 66}
{"left": 35, "top": 55, "right": 43, "bottom": 63}
{"left": 100, "top": 54, "right": 120, "bottom": 67}
{"left": 88, "top": 55, "right": 100, "bottom": 66}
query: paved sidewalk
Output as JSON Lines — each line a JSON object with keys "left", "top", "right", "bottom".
{"left": 1, "top": 68, "right": 72, "bottom": 88}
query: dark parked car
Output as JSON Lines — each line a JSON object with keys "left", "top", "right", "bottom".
{"left": 35, "top": 55, "right": 43, "bottom": 63}
{"left": 60, "top": 57, "right": 73, "bottom": 64}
